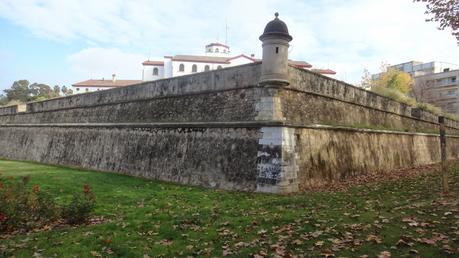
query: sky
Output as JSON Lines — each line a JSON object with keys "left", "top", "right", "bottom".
{"left": 0, "top": 0, "right": 458, "bottom": 92}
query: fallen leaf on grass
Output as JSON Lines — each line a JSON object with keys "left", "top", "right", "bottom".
{"left": 32, "top": 252, "right": 42, "bottom": 258}
{"left": 157, "top": 239, "right": 173, "bottom": 246}
{"left": 366, "top": 234, "right": 382, "bottom": 244}
{"left": 442, "top": 244, "right": 456, "bottom": 254}
{"left": 292, "top": 239, "right": 303, "bottom": 245}
{"left": 377, "top": 251, "right": 391, "bottom": 258}
{"left": 395, "top": 238, "right": 413, "bottom": 247}
{"left": 417, "top": 238, "right": 436, "bottom": 245}
{"left": 320, "top": 249, "right": 335, "bottom": 257}
{"left": 315, "top": 241, "right": 324, "bottom": 247}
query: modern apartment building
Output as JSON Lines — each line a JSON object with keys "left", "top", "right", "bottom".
{"left": 372, "top": 60, "right": 459, "bottom": 114}
{"left": 414, "top": 69, "right": 459, "bottom": 114}
{"left": 372, "top": 61, "right": 459, "bottom": 79}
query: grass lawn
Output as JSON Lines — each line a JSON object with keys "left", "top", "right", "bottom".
{"left": 0, "top": 160, "right": 458, "bottom": 257}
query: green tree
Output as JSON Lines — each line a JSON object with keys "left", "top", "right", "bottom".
{"left": 0, "top": 94, "right": 8, "bottom": 106}
{"left": 373, "top": 67, "right": 413, "bottom": 94}
{"left": 53, "top": 85, "right": 61, "bottom": 96}
{"left": 61, "top": 85, "right": 73, "bottom": 96}
{"left": 4, "top": 80, "right": 30, "bottom": 102}
{"left": 415, "top": 0, "right": 459, "bottom": 44}
{"left": 368, "top": 65, "right": 416, "bottom": 106}
{"left": 29, "top": 83, "right": 56, "bottom": 101}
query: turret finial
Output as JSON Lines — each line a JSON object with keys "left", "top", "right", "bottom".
{"left": 275, "top": 12, "right": 279, "bottom": 18}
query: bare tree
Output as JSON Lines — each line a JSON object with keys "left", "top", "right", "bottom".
{"left": 415, "top": 0, "right": 459, "bottom": 44}
{"left": 411, "top": 78, "right": 434, "bottom": 102}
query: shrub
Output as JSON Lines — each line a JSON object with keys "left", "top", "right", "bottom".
{"left": 443, "top": 112, "right": 459, "bottom": 121}
{"left": 416, "top": 102, "right": 442, "bottom": 115}
{"left": 0, "top": 176, "right": 59, "bottom": 232}
{"left": 62, "top": 184, "right": 95, "bottom": 225}
{"left": 0, "top": 175, "right": 96, "bottom": 233}
{"left": 372, "top": 86, "right": 417, "bottom": 106}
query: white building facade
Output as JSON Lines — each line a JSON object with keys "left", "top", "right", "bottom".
{"left": 142, "top": 42, "right": 335, "bottom": 81}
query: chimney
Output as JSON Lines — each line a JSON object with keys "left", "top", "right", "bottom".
{"left": 112, "top": 74, "right": 116, "bottom": 83}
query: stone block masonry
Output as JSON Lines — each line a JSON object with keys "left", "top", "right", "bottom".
{"left": 256, "top": 127, "right": 298, "bottom": 193}
{"left": 0, "top": 124, "right": 260, "bottom": 191}
{"left": 1, "top": 63, "right": 459, "bottom": 193}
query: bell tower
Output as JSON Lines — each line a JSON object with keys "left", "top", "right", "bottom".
{"left": 259, "top": 13, "right": 293, "bottom": 86}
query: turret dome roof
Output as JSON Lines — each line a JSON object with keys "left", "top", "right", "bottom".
{"left": 259, "top": 13, "right": 292, "bottom": 41}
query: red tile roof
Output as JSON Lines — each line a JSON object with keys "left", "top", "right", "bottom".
{"left": 171, "top": 55, "right": 230, "bottom": 64}
{"left": 227, "top": 54, "right": 257, "bottom": 62}
{"left": 142, "top": 60, "right": 164, "bottom": 66}
{"left": 311, "top": 69, "right": 336, "bottom": 75}
{"left": 205, "top": 42, "right": 230, "bottom": 49}
{"left": 289, "top": 60, "right": 312, "bottom": 68}
{"left": 72, "top": 79, "right": 142, "bottom": 88}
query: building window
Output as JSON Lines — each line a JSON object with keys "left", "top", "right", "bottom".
{"left": 192, "top": 64, "right": 197, "bottom": 73}
{"left": 215, "top": 48, "right": 219, "bottom": 53}
{"left": 76, "top": 88, "right": 80, "bottom": 91}
{"left": 204, "top": 65, "right": 210, "bottom": 71}
{"left": 452, "top": 77, "right": 457, "bottom": 83}
{"left": 444, "top": 68, "right": 450, "bottom": 72}
{"left": 217, "top": 65, "right": 222, "bottom": 69}
{"left": 153, "top": 67, "right": 159, "bottom": 75}
{"left": 275, "top": 47, "right": 279, "bottom": 54}
{"left": 447, "top": 90, "right": 456, "bottom": 96}
{"left": 179, "top": 63, "right": 185, "bottom": 72}
{"left": 85, "top": 88, "right": 89, "bottom": 92}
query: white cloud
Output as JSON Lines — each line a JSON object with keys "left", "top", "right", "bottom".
{"left": 0, "top": 0, "right": 458, "bottom": 85}
{"left": 67, "top": 47, "right": 146, "bottom": 81}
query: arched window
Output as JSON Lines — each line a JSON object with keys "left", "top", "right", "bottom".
{"left": 204, "top": 65, "right": 210, "bottom": 71}
{"left": 153, "top": 67, "right": 159, "bottom": 75}
{"left": 179, "top": 63, "right": 185, "bottom": 72}
{"left": 217, "top": 65, "right": 222, "bottom": 69}
{"left": 192, "top": 64, "right": 197, "bottom": 73}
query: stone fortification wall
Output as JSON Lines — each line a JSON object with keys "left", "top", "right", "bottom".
{"left": 0, "top": 64, "right": 262, "bottom": 125}
{"left": 28, "top": 63, "right": 260, "bottom": 113}
{"left": 0, "top": 88, "right": 262, "bottom": 124}
{"left": 0, "top": 63, "right": 458, "bottom": 194}
{"left": 295, "top": 126, "right": 459, "bottom": 190}
{"left": 0, "top": 105, "right": 17, "bottom": 116}
{"left": 285, "top": 67, "right": 459, "bottom": 134}
{"left": 0, "top": 124, "right": 260, "bottom": 191}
